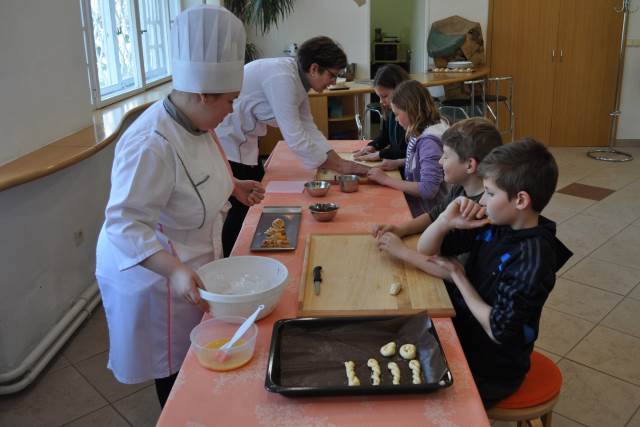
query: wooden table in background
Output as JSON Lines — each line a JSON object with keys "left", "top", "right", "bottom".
{"left": 259, "top": 66, "right": 490, "bottom": 156}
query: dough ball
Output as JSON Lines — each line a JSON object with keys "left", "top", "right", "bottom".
{"left": 399, "top": 344, "right": 416, "bottom": 360}
{"left": 380, "top": 341, "right": 397, "bottom": 357}
{"left": 388, "top": 282, "right": 402, "bottom": 296}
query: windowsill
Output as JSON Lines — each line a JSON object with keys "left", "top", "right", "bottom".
{"left": 0, "top": 82, "right": 172, "bottom": 192}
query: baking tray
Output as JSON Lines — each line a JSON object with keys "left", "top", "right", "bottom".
{"left": 265, "top": 314, "right": 453, "bottom": 396}
{"left": 250, "top": 206, "right": 302, "bottom": 252}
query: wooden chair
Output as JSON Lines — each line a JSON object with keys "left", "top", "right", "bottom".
{"left": 487, "top": 351, "right": 562, "bottom": 427}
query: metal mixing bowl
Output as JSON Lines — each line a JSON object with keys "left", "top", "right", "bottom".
{"left": 308, "top": 202, "right": 339, "bottom": 222}
{"left": 304, "top": 180, "right": 331, "bottom": 197}
{"left": 337, "top": 175, "right": 359, "bottom": 193}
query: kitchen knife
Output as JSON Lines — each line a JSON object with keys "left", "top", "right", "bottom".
{"left": 313, "top": 265, "right": 322, "bottom": 296}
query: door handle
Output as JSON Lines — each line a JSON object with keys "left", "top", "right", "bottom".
{"left": 551, "top": 49, "right": 555, "bottom": 61}
{"left": 560, "top": 49, "right": 564, "bottom": 62}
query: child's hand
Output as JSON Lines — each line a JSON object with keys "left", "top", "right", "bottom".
{"left": 460, "top": 197, "right": 487, "bottom": 221}
{"left": 352, "top": 145, "right": 375, "bottom": 157}
{"left": 372, "top": 223, "right": 401, "bottom": 238}
{"left": 376, "top": 232, "right": 407, "bottom": 260}
{"left": 422, "top": 255, "right": 465, "bottom": 281}
{"left": 366, "top": 167, "right": 387, "bottom": 184}
{"left": 354, "top": 151, "right": 381, "bottom": 162}
{"left": 380, "top": 159, "right": 401, "bottom": 171}
{"left": 439, "top": 196, "right": 490, "bottom": 230}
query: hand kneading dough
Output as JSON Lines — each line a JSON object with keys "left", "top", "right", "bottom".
{"left": 387, "top": 362, "right": 401, "bottom": 385}
{"left": 399, "top": 343, "right": 416, "bottom": 360}
{"left": 380, "top": 341, "right": 397, "bottom": 357}
{"left": 367, "top": 358, "right": 381, "bottom": 386}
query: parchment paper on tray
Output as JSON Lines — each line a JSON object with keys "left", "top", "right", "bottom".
{"left": 265, "top": 313, "right": 453, "bottom": 396}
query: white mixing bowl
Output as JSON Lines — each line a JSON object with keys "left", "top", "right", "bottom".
{"left": 197, "top": 256, "right": 288, "bottom": 320}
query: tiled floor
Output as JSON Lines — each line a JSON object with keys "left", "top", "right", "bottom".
{"left": 2, "top": 147, "right": 640, "bottom": 426}
{"left": 0, "top": 308, "right": 160, "bottom": 427}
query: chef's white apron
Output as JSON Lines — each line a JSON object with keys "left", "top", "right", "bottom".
{"left": 96, "top": 102, "right": 233, "bottom": 384}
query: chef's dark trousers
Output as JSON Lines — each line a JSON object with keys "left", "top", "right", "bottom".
{"left": 154, "top": 372, "right": 178, "bottom": 408}
{"left": 222, "top": 160, "right": 265, "bottom": 257}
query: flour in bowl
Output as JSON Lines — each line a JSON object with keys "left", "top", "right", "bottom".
{"left": 209, "top": 273, "right": 272, "bottom": 295}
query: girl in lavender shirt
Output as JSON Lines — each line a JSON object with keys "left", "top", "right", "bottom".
{"left": 367, "top": 80, "right": 449, "bottom": 217}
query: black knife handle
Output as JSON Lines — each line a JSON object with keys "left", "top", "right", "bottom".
{"left": 313, "top": 266, "right": 322, "bottom": 282}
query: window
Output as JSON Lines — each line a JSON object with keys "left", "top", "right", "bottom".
{"left": 80, "top": 0, "right": 180, "bottom": 107}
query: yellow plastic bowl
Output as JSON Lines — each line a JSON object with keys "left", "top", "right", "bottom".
{"left": 190, "top": 316, "right": 258, "bottom": 371}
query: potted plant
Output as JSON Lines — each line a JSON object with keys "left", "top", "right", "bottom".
{"left": 223, "top": 0, "right": 296, "bottom": 62}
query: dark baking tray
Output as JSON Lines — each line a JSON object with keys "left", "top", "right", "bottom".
{"left": 265, "top": 314, "right": 453, "bottom": 396}
{"left": 250, "top": 206, "right": 302, "bottom": 252}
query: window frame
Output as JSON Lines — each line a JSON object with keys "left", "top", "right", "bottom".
{"left": 80, "top": 0, "right": 178, "bottom": 109}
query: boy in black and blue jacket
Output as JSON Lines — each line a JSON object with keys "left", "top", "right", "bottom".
{"left": 381, "top": 139, "right": 572, "bottom": 407}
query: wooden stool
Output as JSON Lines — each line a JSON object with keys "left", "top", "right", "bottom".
{"left": 487, "top": 351, "right": 562, "bottom": 427}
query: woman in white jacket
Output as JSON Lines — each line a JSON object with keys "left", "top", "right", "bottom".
{"left": 95, "top": 5, "right": 263, "bottom": 407}
{"left": 217, "top": 36, "right": 370, "bottom": 255}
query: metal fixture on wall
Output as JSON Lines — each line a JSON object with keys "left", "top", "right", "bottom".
{"left": 587, "top": 0, "right": 635, "bottom": 162}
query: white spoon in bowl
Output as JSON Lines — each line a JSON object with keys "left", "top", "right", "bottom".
{"left": 216, "top": 304, "right": 265, "bottom": 361}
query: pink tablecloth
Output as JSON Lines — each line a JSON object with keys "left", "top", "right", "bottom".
{"left": 156, "top": 141, "right": 489, "bottom": 426}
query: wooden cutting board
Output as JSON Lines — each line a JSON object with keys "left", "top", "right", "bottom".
{"left": 298, "top": 234, "right": 454, "bottom": 317}
{"left": 315, "top": 152, "right": 402, "bottom": 183}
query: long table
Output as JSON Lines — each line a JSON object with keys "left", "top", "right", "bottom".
{"left": 156, "top": 140, "right": 489, "bottom": 426}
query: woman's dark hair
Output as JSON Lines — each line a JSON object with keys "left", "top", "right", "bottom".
{"left": 373, "top": 64, "right": 409, "bottom": 90}
{"left": 373, "top": 64, "right": 410, "bottom": 118}
{"left": 297, "top": 36, "right": 347, "bottom": 72}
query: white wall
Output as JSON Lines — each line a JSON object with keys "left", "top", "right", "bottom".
{"left": 247, "top": 0, "right": 370, "bottom": 79}
{"left": 370, "top": 0, "right": 426, "bottom": 73}
{"left": 0, "top": 144, "right": 115, "bottom": 372}
{"left": 410, "top": 0, "right": 427, "bottom": 73}
{"left": 618, "top": 10, "right": 640, "bottom": 140}
{"left": 0, "top": 0, "right": 92, "bottom": 166}
{"left": 370, "top": 0, "right": 414, "bottom": 45}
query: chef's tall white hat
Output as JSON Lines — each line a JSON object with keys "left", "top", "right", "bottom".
{"left": 171, "top": 5, "right": 245, "bottom": 94}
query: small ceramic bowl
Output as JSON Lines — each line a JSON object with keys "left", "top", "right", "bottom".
{"left": 309, "top": 202, "right": 339, "bottom": 222}
{"left": 337, "top": 175, "right": 359, "bottom": 193}
{"left": 304, "top": 180, "right": 331, "bottom": 197}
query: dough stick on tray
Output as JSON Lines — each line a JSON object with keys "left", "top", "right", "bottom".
{"left": 387, "top": 362, "right": 401, "bottom": 385}
{"left": 344, "top": 361, "right": 360, "bottom": 386}
{"left": 409, "top": 359, "right": 422, "bottom": 385}
{"left": 367, "top": 358, "right": 381, "bottom": 386}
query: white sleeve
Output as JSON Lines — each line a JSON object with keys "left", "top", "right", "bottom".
{"left": 262, "top": 74, "right": 331, "bottom": 169}
{"left": 104, "top": 134, "right": 174, "bottom": 271}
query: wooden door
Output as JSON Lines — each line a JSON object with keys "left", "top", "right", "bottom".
{"left": 488, "top": 0, "right": 560, "bottom": 144}
{"left": 549, "top": 0, "right": 623, "bottom": 146}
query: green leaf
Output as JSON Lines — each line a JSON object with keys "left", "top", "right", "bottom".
{"left": 224, "top": 0, "right": 295, "bottom": 34}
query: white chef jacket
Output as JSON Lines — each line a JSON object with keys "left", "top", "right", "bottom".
{"left": 216, "top": 57, "right": 332, "bottom": 169}
{"left": 95, "top": 100, "right": 233, "bottom": 384}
